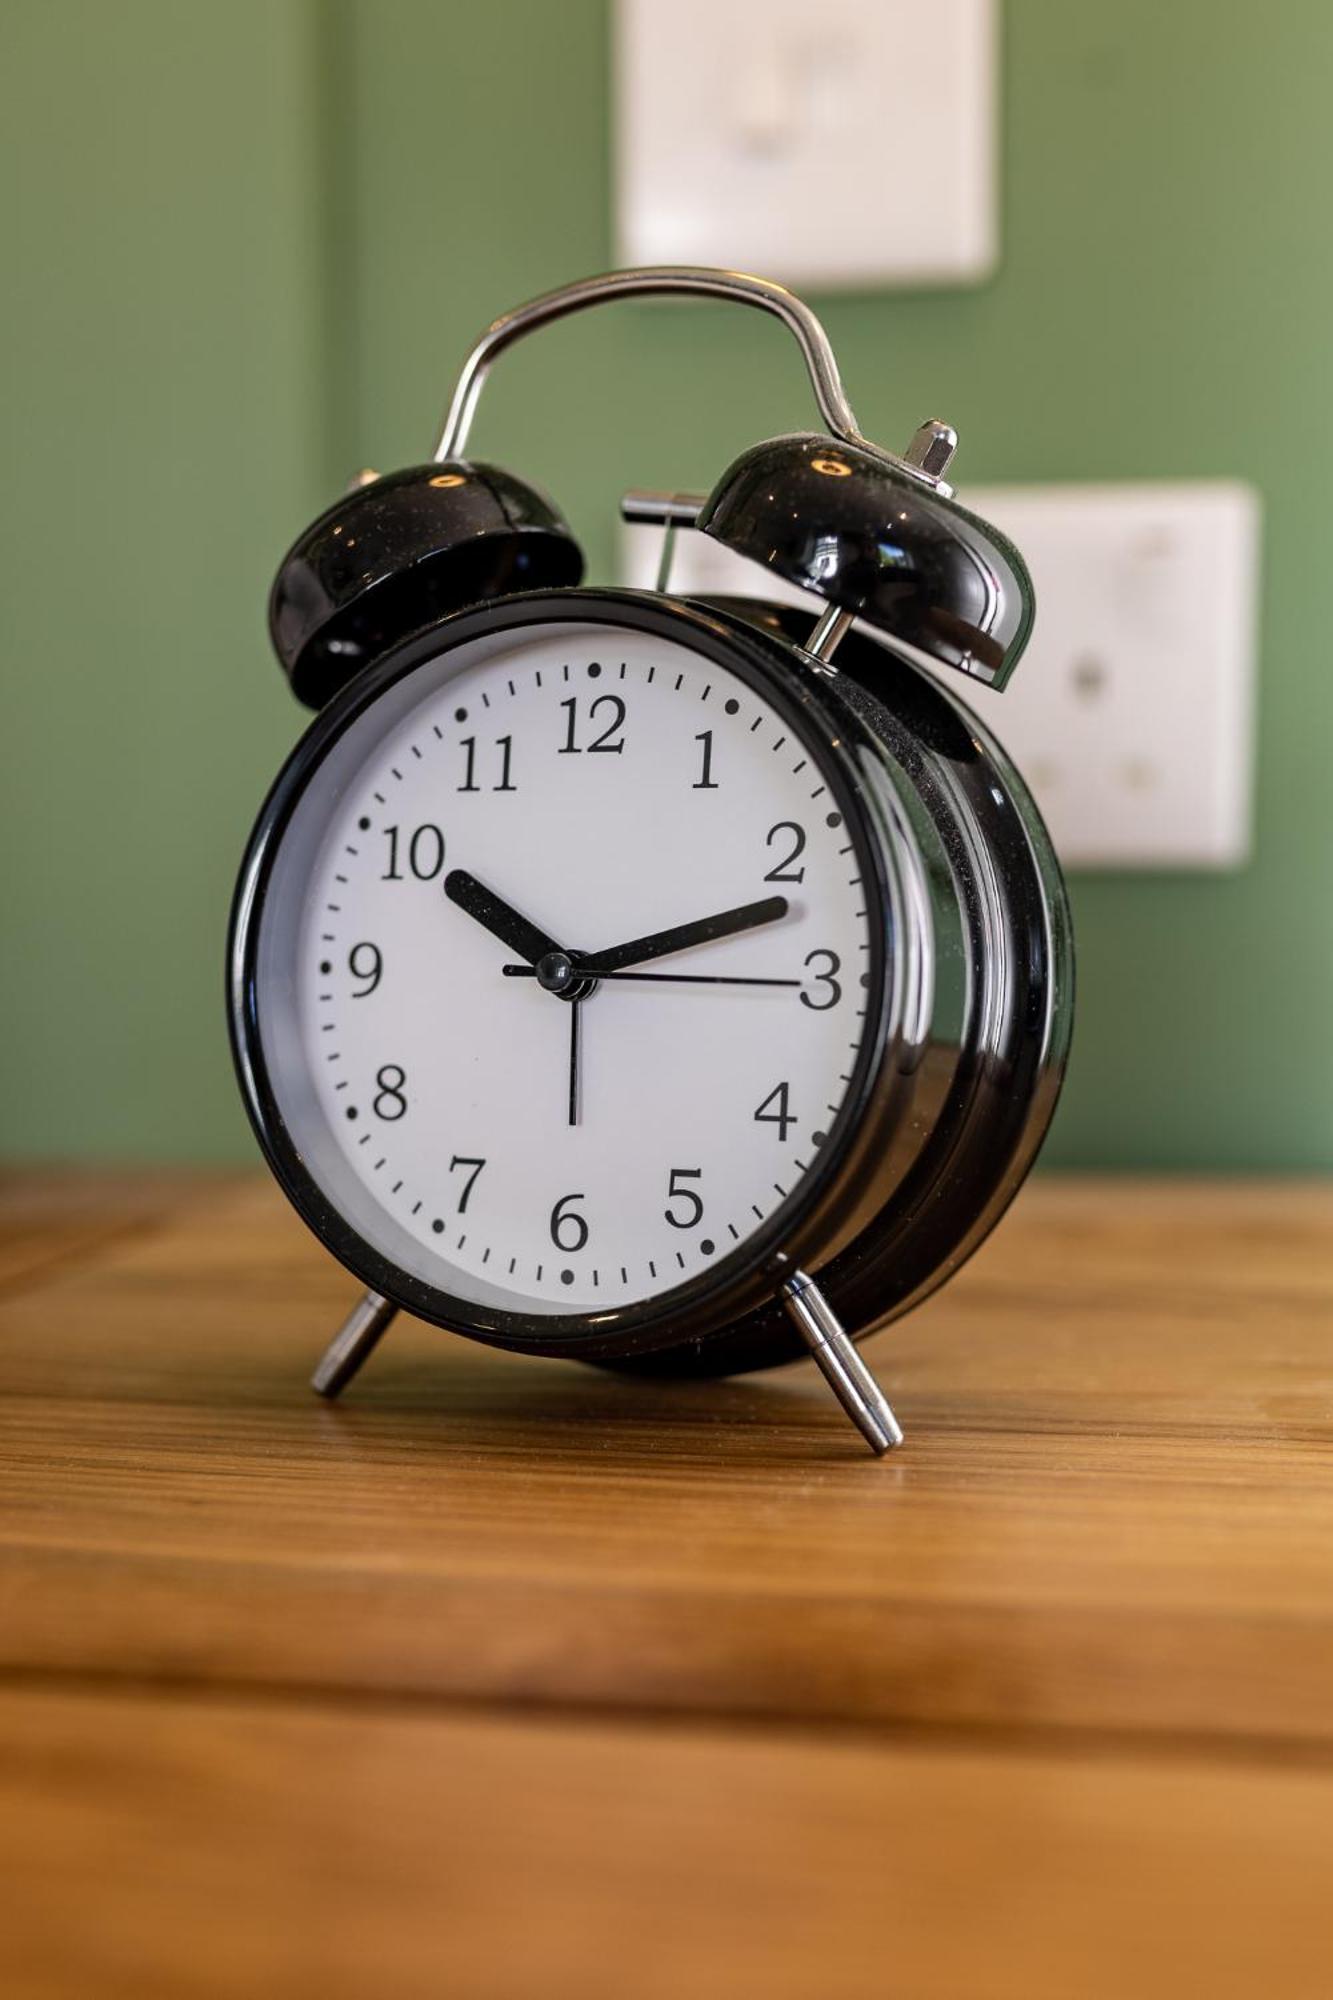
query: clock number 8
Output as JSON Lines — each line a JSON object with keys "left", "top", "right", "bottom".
{"left": 373, "top": 1065, "right": 407, "bottom": 1121}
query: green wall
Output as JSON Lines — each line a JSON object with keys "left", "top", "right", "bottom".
{"left": 4, "top": 0, "right": 1331, "bottom": 1168}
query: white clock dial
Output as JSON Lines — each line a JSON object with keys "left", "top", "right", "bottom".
{"left": 252, "top": 619, "right": 877, "bottom": 1316}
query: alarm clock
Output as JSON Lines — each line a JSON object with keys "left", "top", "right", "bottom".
{"left": 228, "top": 267, "right": 1072, "bottom": 1454}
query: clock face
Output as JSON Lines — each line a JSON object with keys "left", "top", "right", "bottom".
{"left": 237, "top": 610, "right": 884, "bottom": 1330}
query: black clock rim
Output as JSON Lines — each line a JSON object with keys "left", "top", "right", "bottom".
{"left": 228, "top": 588, "right": 900, "bottom": 1361}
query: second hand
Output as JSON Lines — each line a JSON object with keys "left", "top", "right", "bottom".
{"left": 505, "top": 967, "right": 800, "bottom": 987}
{"left": 568, "top": 997, "right": 581, "bottom": 1126}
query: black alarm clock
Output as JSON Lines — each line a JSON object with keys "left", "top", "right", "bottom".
{"left": 228, "top": 267, "right": 1072, "bottom": 1454}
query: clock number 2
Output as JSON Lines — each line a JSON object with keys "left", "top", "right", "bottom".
{"left": 763, "top": 821, "right": 806, "bottom": 883}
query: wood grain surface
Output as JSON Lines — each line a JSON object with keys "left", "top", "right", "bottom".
{"left": 2, "top": 1172, "right": 1331, "bottom": 1996}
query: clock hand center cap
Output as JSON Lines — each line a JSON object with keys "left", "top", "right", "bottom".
{"left": 535, "top": 950, "right": 574, "bottom": 993}
{"left": 533, "top": 950, "right": 596, "bottom": 1001}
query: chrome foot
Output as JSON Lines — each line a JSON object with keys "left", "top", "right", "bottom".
{"left": 781, "top": 1272, "right": 904, "bottom": 1456}
{"left": 311, "top": 1289, "right": 398, "bottom": 1399}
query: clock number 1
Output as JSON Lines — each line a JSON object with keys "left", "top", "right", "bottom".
{"left": 692, "top": 731, "right": 718, "bottom": 789}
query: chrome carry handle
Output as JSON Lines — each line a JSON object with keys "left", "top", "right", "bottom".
{"left": 433, "top": 266, "right": 957, "bottom": 493}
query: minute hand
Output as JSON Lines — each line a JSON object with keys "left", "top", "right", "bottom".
{"left": 583, "top": 894, "right": 789, "bottom": 974}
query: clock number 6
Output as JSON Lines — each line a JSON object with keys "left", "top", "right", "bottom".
{"left": 664, "top": 1167, "right": 704, "bottom": 1229}
{"left": 550, "top": 1192, "right": 589, "bottom": 1252}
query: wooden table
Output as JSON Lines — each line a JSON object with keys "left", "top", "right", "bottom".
{"left": 2, "top": 1172, "right": 1331, "bottom": 1998}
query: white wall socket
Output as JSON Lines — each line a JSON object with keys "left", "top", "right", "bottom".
{"left": 614, "top": 0, "right": 998, "bottom": 289}
{"left": 622, "top": 481, "right": 1261, "bottom": 870}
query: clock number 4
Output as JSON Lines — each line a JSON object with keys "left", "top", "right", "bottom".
{"left": 559, "top": 695, "right": 626, "bottom": 755}
{"left": 754, "top": 1080, "right": 796, "bottom": 1142}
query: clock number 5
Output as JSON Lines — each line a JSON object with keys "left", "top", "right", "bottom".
{"left": 664, "top": 1167, "right": 704, "bottom": 1229}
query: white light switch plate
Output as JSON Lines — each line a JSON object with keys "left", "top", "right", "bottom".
{"left": 622, "top": 481, "right": 1261, "bottom": 869}
{"left": 613, "top": 0, "right": 998, "bottom": 288}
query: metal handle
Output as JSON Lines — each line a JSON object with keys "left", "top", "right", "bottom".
{"left": 434, "top": 265, "right": 874, "bottom": 464}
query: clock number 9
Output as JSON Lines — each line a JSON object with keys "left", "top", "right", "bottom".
{"left": 348, "top": 942, "right": 382, "bottom": 998}
{"left": 550, "top": 1192, "right": 589, "bottom": 1252}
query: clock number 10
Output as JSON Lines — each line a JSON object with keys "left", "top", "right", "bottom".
{"left": 381, "top": 824, "right": 445, "bottom": 880}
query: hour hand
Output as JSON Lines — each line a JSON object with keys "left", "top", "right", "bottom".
{"left": 444, "top": 869, "right": 563, "bottom": 966}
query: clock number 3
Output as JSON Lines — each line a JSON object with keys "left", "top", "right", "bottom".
{"left": 800, "top": 950, "right": 842, "bottom": 1011}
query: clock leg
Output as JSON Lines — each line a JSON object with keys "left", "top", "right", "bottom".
{"left": 311, "top": 1289, "right": 398, "bottom": 1399}
{"left": 781, "top": 1272, "right": 904, "bottom": 1455}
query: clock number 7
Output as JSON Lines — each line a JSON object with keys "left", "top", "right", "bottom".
{"left": 754, "top": 1081, "right": 796, "bottom": 1142}
{"left": 448, "top": 1156, "right": 486, "bottom": 1213}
